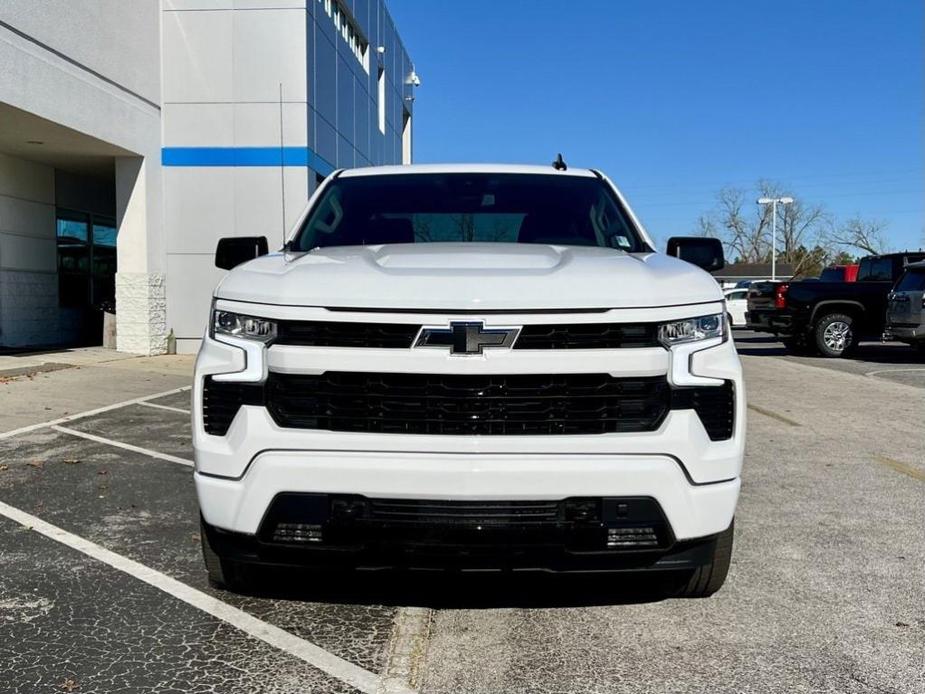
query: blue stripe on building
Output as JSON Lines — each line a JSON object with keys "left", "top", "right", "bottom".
{"left": 161, "top": 147, "right": 335, "bottom": 176}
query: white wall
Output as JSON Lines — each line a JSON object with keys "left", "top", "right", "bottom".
{"left": 0, "top": 153, "right": 59, "bottom": 347}
{"left": 162, "top": 2, "right": 311, "bottom": 352}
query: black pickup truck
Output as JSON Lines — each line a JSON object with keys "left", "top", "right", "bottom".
{"left": 746, "top": 251, "right": 925, "bottom": 357}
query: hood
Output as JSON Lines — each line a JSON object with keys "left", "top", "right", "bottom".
{"left": 214, "top": 243, "right": 723, "bottom": 310}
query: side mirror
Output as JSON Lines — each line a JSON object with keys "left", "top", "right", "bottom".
{"left": 666, "top": 237, "right": 725, "bottom": 273}
{"left": 215, "top": 236, "right": 269, "bottom": 270}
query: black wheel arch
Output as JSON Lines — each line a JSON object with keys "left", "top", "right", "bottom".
{"left": 809, "top": 300, "right": 866, "bottom": 326}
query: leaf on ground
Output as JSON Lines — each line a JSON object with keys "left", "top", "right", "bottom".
{"left": 59, "top": 678, "right": 80, "bottom": 692}
{"left": 27, "top": 460, "right": 44, "bottom": 469}
{"left": 0, "top": 464, "right": 8, "bottom": 471}
{"left": 62, "top": 459, "right": 82, "bottom": 465}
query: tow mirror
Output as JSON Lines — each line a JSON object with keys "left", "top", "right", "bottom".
{"left": 666, "top": 237, "right": 725, "bottom": 273}
{"left": 215, "top": 236, "right": 269, "bottom": 270}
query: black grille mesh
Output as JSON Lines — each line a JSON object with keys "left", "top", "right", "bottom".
{"left": 265, "top": 372, "right": 671, "bottom": 436}
{"left": 203, "top": 373, "right": 735, "bottom": 441}
{"left": 514, "top": 323, "right": 658, "bottom": 349}
{"left": 276, "top": 321, "right": 419, "bottom": 348}
{"left": 367, "top": 499, "right": 562, "bottom": 525}
{"left": 671, "top": 381, "right": 736, "bottom": 441}
{"left": 202, "top": 377, "right": 263, "bottom": 436}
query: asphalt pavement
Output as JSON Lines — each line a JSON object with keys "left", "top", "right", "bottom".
{"left": 0, "top": 338, "right": 921, "bottom": 693}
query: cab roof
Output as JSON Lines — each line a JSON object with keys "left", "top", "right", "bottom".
{"left": 337, "top": 163, "right": 598, "bottom": 178}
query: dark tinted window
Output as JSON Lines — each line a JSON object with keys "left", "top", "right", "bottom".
{"left": 895, "top": 269, "right": 925, "bottom": 292}
{"left": 819, "top": 267, "right": 844, "bottom": 281}
{"left": 56, "top": 210, "right": 118, "bottom": 308}
{"left": 291, "top": 174, "right": 647, "bottom": 252}
{"left": 857, "top": 257, "right": 893, "bottom": 281}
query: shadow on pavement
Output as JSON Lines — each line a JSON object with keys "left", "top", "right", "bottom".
{"left": 736, "top": 346, "right": 788, "bottom": 356}
{"left": 734, "top": 331, "right": 924, "bottom": 365}
{"left": 241, "top": 567, "right": 680, "bottom": 608}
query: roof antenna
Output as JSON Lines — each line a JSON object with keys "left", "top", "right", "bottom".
{"left": 552, "top": 153, "right": 568, "bottom": 171}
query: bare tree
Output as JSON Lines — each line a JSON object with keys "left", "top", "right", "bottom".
{"left": 823, "top": 216, "right": 889, "bottom": 256}
{"left": 698, "top": 181, "right": 828, "bottom": 275}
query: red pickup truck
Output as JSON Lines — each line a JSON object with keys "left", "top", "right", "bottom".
{"left": 818, "top": 264, "right": 859, "bottom": 282}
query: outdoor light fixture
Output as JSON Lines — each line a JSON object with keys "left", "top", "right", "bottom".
{"left": 757, "top": 196, "right": 795, "bottom": 281}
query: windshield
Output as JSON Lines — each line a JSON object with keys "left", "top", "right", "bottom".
{"left": 290, "top": 173, "right": 649, "bottom": 252}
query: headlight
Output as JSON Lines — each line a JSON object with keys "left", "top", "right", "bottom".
{"left": 211, "top": 310, "right": 277, "bottom": 343}
{"left": 658, "top": 313, "right": 725, "bottom": 348}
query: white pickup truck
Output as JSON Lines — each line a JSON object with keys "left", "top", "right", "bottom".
{"left": 193, "top": 164, "right": 745, "bottom": 598}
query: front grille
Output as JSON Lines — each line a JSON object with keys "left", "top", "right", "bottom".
{"left": 265, "top": 372, "right": 671, "bottom": 436}
{"left": 276, "top": 321, "right": 419, "bottom": 348}
{"left": 272, "top": 321, "right": 659, "bottom": 349}
{"left": 202, "top": 377, "right": 263, "bottom": 435}
{"left": 514, "top": 323, "right": 659, "bottom": 349}
{"left": 203, "top": 373, "right": 735, "bottom": 441}
{"left": 367, "top": 499, "right": 561, "bottom": 525}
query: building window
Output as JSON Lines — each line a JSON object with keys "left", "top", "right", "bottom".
{"left": 377, "top": 66, "right": 386, "bottom": 134}
{"left": 320, "top": 0, "right": 369, "bottom": 71}
{"left": 56, "top": 210, "right": 117, "bottom": 309}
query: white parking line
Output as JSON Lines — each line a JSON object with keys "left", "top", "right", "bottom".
{"left": 865, "top": 368, "right": 925, "bottom": 377}
{"left": 0, "top": 499, "right": 406, "bottom": 694}
{"left": 138, "top": 400, "right": 191, "bottom": 415}
{"left": 0, "top": 386, "right": 192, "bottom": 440}
{"left": 52, "top": 425, "right": 194, "bottom": 468}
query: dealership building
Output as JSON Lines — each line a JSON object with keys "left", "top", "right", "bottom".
{"left": 0, "top": 0, "right": 416, "bottom": 354}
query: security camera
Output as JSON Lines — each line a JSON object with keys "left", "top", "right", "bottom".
{"left": 409, "top": 71, "right": 421, "bottom": 87}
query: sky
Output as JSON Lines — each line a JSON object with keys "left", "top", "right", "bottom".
{"left": 388, "top": 0, "right": 924, "bottom": 252}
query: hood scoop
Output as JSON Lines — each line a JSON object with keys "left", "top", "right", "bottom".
{"left": 372, "top": 243, "right": 569, "bottom": 271}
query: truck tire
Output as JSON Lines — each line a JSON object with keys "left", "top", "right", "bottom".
{"left": 674, "top": 520, "right": 734, "bottom": 598}
{"left": 814, "top": 312, "right": 857, "bottom": 358}
{"left": 200, "top": 517, "right": 256, "bottom": 593}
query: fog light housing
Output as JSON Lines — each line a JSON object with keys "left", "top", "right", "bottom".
{"left": 607, "top": 527, "right": 659, "bottom": 548}
{"left": 272, "top": 522, "right": 323, "bottom": 543}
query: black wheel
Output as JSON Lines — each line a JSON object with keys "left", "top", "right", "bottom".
{"left": 674, "top": 520, "right": 734, "bottom": 598}
{"left": 813, "top": 312, "right": 857, "bottom": 358}
{"left": 200, "top": 517, "right": 256, "bottom": 593}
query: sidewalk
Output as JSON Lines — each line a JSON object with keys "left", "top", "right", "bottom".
{"left": 0, "top": 346, "right": 138, "bottom": 378}
{"left": 0, "top": 348, "right": 194, "bottom": 434}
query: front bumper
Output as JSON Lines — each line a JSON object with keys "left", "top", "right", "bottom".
{"left": 201, "top": 497, "right": 729, "bottom": 573}
{"left": 195, "top": 450, "right": 740, "bottom": 542}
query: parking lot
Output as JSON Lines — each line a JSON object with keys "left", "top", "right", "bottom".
{"left": 0, "top": 334, "right": 922, "bottom": 694}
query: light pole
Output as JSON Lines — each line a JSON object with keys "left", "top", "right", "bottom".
{"left": 757, "top": 196, "right": 794, "bottom": 281}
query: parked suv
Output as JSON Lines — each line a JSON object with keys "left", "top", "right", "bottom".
{"left": 193, "top": 164, "right": 745, "bottom": 598}
{"left": 885, "top": 260, "right": 925, "bottom": 352}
